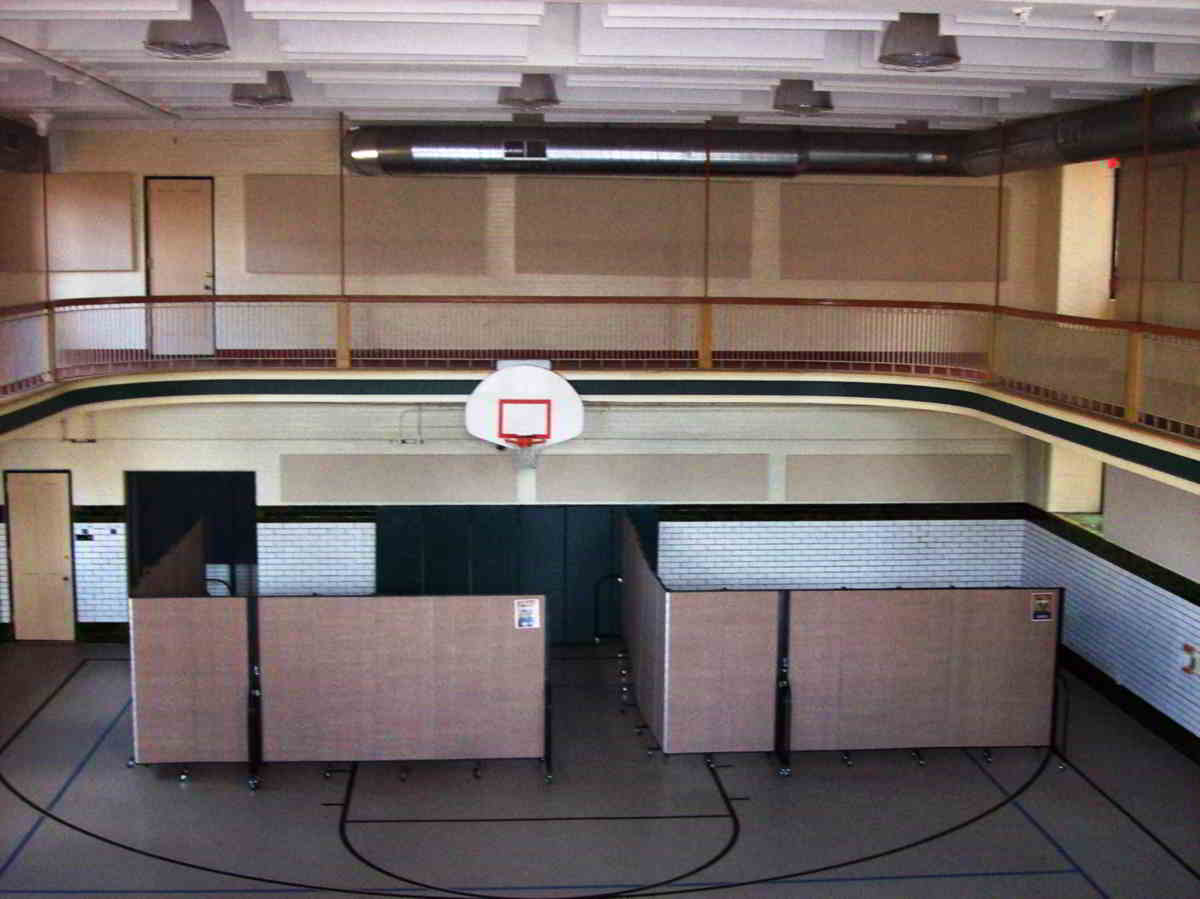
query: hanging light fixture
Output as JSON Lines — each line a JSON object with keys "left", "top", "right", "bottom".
{"left": 232, "top": 71, "right": 293, "bottom": 108}
{"left": 145, "top": 0, "right": 230, "bottom": 59}
{"left": 773, "top": 80, "right": 833, "bottom": 116}
{"left": 878, "top": 13, "right": 960, "bottom": 71}
{"left": 499, "top": 73, "right": 558, "bottom": 109}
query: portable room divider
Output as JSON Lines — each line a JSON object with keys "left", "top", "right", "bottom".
{"left": 620, "top": 517, "right": 1061, "bottom": 760}
{"left": 130, "top": 594, "right": 548, "bottom": 782}
{"left": 787, "top": 588, "right": 1060, "bottom": 752}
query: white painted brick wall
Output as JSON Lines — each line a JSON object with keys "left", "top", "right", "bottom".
{"left": 61, "top": 521, "right": 376, "bottom": 623}
{"left": 0, "top": 524, "right": 8, "bottom": 624}
{"left": 1024, "top": 522, "right": 1200, "bottom": 738}
{"left": 257, "top": 522, "right": 376, "bottom": 597}
{"left": 74, "top": 523, "right": 127, "bottom": 623}
{"left": 657, "top": 519, "right": 1026, "bottom": 590}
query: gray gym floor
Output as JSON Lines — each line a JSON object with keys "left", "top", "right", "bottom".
{"left": 0, "top": 641, "right": 1196, "bottom": 898}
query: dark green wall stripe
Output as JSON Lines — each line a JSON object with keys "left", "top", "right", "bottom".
{"left": 4, "top": 376, "right": 1197, "bottom": 487}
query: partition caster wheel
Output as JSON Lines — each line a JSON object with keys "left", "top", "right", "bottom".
{"left": 544, "top": 774, "right": 554, "bottom": 785}
{"left": 248, "top": 776, "right": 260, "bottom": 792}
{"left": 322, "top": 766, "right": 334, "bottom": 780}
{"left": 777, "top": 767, "right": 792, "bottom": 778}
{"left": 178, "top": 768, "right": 190, "bottom": 782}
{"left": 126, "top": 756, "right": 136, "bottom": 769}
{"left": 982, "top": 748, "right": 994, "bottom": 765}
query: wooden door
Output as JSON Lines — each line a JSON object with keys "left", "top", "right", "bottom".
{"left": 6, "top": 472, "right": 75, "bottom": 641}
{"left": 146, "top": 177, "right": 215, "bottom": 355}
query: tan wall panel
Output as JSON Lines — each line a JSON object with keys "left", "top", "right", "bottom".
{"left": 540, "top": 454, "right": 768, "bottom": 503}
{"left": 1181, "top": 160, "right": 1200, "bottom": 283}
{"left": 46, "top": 173, "right": 134, "bottom": 272}
{"left": 1116, "top": 163, "right": 1185, "bottom": 285}
{"left": 244, "top": 175, "right": 340, "bottom": 273}
{"left": 259, "top": 595, "right": 544, "bottom": 762}
{"left": 343, "top": 176, "right": 487, "bottom": 275}
{"left": 0, "top": 174, "right": 46, "bottom": 274}
{"left": 789, "top": 589, "right": 1057, "bottom": 751}
{"left": 780, "top": 182, "right": 998, "bottom": 282}
{"left": 664, "top": 591, "right": 778, "bottom": 754}
{"left": 281, "top": 454, "right": 515, "bottom": 503}
{"left": 1103, "top": 466, "right": 1200, "bottom": 583}
{"left": 515, "top": 177, "right": 752, "bottom": 277}
{"left": 786, "top": 454, "right": 1015, "bottom": 503}
{"left": 130, "top": 597, "right": 249, "bottom": 764}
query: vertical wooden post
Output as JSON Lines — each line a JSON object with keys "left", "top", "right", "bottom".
{"left": 336, "top": 300, "right": 351, "bottom": 369}
{"left": 45, "top": 302, "right": 58, "bottom": 382}
{"left": 698, "top": 303, "right": 714, "bottom": 369}
{"left": 1124, "top": 329, "right": 1144, "bottom": 424}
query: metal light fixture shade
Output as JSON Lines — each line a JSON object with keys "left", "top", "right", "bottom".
{"left": 879, "top": 13, "right": 960, "bottom": 71}
{"left": 232, "top": 71, "right": 293, "bottom": 108}
{"left": 773, "top": 80, "right": 833, "bottom": 116}
{"left": 145, "top": 0, "right": 230, "bottom": 59}
{"left": 499, "top": 73, "right": 558, "bottom": 109}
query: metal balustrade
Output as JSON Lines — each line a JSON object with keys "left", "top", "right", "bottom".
{"left": 2, "top": 295, "right": 1197, "bottom": 445}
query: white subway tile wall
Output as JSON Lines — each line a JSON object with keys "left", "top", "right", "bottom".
{"left": 257, "top": 522, "right": 376, "bottom": 597}
{"left": 1024, "top": 523, "right": 1200, "bottom": 738}
{"left": 0, "top": 521, "right": 377, "bottom": 624}
{"left": 0, "top": 524, "right": 7, "bottom": 623}
{"left": 74, "top": 523, "right": 128, "bottom": 623}
{"left": 657, "top": 519, "right": 1026, "bottom": 590}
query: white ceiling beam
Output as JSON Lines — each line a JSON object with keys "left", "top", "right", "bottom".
{"left": 0, "top": 1, "right": 187, "bottom": 20}
{"left": 307, "top": 68, "right": 524, "bottom": 86}
{"left": 245, "top": 1, "right": 544, "bottom": 25}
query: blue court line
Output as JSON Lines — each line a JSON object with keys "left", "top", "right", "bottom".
{"left": 965, "top": 750, "right": 1110, "bottom": 899}
{"left": 0, "top": 700, "right": 132, "bottom": 880}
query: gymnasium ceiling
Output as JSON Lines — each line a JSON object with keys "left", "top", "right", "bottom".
{"left": 0, "top": 1, "right": 1198, "bottom": 131}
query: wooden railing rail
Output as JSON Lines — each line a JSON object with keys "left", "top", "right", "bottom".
{"left": 2, "top": 295, "right": 1196, "bottom": 443}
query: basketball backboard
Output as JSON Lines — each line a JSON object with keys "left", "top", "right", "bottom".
{"left": 465, "top": 365, "right": 584, "bottom": 454}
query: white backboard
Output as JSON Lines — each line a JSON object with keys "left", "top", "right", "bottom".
{"left": 465, "top": 365, "right": 584, "bottom": 448}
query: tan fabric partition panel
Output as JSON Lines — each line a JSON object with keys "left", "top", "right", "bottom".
{"left": 780, "top": 182, "right": 998, "bottom": 282}
{"left": 515, "top": 177, "right": 752, "bottom": 277}
{"left": 663, "top": 591, "right": 778, "bottom": 754}
{"left": 130, "top": 597, "right": 249, "bottom": 764}
{"left": 258, "top": 595, "right": 545, "bottom": 762}
{"left": 244, "top": 174, "right": 340, "bottom": 273}
{"left": 789, "top": 588, "right": 1058, "bottom": 751}
{"left": 46, "top": 173, "right": 134, "bottom": 272}
{"left": 620, "top": 518, "right": 667, "bottom": 745}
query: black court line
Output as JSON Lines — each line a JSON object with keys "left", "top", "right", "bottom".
{"left": 1054, "top": 751, "right": 1200, "bottom": 883}
{"left": 346, "top": 814, "right": 729, "bottom": 824}
{"left": 0, "top": 660, "right": 91, "bottom": 757}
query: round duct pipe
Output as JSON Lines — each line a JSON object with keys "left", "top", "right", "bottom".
{"left": 342, "top": 125, "right": 963, "bottom": 178}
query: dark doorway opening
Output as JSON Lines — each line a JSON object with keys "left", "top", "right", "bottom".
{"left": 126, "top": 472, "right": 256, "bottom": 597}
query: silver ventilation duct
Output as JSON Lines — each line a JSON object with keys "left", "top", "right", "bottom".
{"left": 344, "top": 83, "right": 1200, "bottom": 179}
{"left": 344, "top": 125, "right": 957, "bottom": 177}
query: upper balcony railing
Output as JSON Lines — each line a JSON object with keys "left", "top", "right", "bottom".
{"left": 2, "top": 295, "right": 1197, "bottom": 444}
